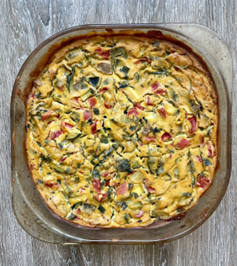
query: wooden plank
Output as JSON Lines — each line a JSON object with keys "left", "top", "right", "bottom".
{"left": 0, "top": 0, "right": 236, "bottom": 265}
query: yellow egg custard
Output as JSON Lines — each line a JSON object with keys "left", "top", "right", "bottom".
{"left": 25, "top": 33, "right": 218, "bottom": 228}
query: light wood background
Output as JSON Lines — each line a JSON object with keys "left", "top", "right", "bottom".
{"left": 1, "top": 0, "right": 236, "bottom": 265}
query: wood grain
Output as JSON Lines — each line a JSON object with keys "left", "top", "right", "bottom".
{"left": 1, "top": 0, "right": 236, "bottom": 265}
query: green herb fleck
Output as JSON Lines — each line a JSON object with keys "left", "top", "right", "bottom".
{"left": 93, "top": 108, "right": 100, "bottom": 115}
{"left": 68, "top": 213, "right": 76, "bottom": 220}
{"left": 122, "top": 202, "right": 128, "bottom": 210}
{"left": 116, "top": 159, "right": 133, "bottom": 173}
{"left": 203, "top": 158, "right": 212, "bottom": 166}
{"left": 100, "top": 135, "right": 108, "bottom": 144}
{"left": 98, "top": 205, "right": 106, "bottom": 213}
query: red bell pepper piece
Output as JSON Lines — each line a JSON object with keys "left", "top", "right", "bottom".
{"left": 104, "top": 103, "right": 113, "bottom": 109}
{"left": 135, "top": 210, "right": 144, "bottom": 218}
{"left": 134, "top": 103, "right": 145, "bottom": 110}
{"left": 92, "top": 179, "right": 101, "bottom": 192}
{"left": 91, "top": 121, "right": 97, "bottom": 134}
{"left": 145, "top": 96, "right": 153, "bottom": 106}
{"left": 134, "top": 57, "right": 150, "bottom": 64}
{"left": 42, "top": 110, "right": 54, "bottom": 121}
{"left": 161, "top": 132, "right": 172, "bottom": 141}
{"left": 145, "top": 178, "right": 156, "bottom": 194}
{"left": 88, "top": 97, "right": 97, "bottom": 108}
{"left": 188, "top": 116, "right": 197, "bottom": 133}
{"left": 158, "top": 107, "right": 167, "bottom": 118}
{"left": 144, "top": 136, "right": 155, "bottom": 143}
{"left": 175, "top": 138, "right": 190, "bottom": 150}
{"left": 50, "top": 130, "right": 63, "bottom": 140}
{"left": 116, "top": 182, "right": 128, "bottom": 195}
{"left": 83, "top": 111, "right": 92, "bottom": 121}
{"left": 196, "top": 175, "right": 211, "bottom": 190}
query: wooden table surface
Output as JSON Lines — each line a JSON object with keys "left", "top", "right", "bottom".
{"left": 1, "top": 0, "right": 236, "bottom": 265}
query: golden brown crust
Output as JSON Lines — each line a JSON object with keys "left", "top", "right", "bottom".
{"left": 25, "top": 32, "right": 218, "bottom": 228}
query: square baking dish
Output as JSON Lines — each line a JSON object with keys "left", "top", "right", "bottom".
{"left": 11, "top": 23, "right": 232, "bottom": 244}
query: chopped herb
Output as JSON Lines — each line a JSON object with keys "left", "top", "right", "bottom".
{"left": 37, "top": 142, "right": 42, "bottom": 147}
{"left": 100, "top": 179, "right": 106, "bottom": 188}
{"left": 87, "top": 118, "right": 92, "bottom": 124}
{"left": 116, "top": 159, "right": 133, "bottom": 173}
{"left": 93, "top": 107, "right": 100, "bottom": 115}
{"left": 100, "top": 135, "right": 108, "bottom": 144}
{"left": 157, "top": 166, "right": 164, "bottom": 175}
{"left": 188, "top": 160, "right": 195, "bottom": 173}
{"left": 171, "top": 90, "right": 179, "bottom": 102}
{"left": 191, "top": 175, "right": 195, "bottom": 187}
{"left": 41, "top": 155, "right": 52, "bottom": 163}
{"left": 174, "top": 167, "right": 179, "bottom": 179}
{"left": 133, "top": 192, "right": 139, "bottom": 199}
{"left": 67, "top": 66, "right": 75, "bottom": 93}
{"left": 84, "top": 203, "right": 95, "bottom": 210}
{"left": 112, "top": 143, "right": 119, "bottom": 150}
{"left": 148, "top": 71, "right": 163, "bottom": 75}
{"left": 183, "top": 192, "right": 191, "bottom": 197}
{"left": 206, "top": 129, "right": 211, "bottom": 137}
{"left": 54, "top": 166, "right": 64, "bottom": 173}
{"left": 120, "top": 66, "right": 130, "bottom": 75}
{"left": 153, "top": 127, "right": 161, "bottom": 133}
{"left": 35, "top": 93, "right": 42, "bottom": 99}
{"left": 118, "top": 83, "right": 129, "bottom": 89}
{"left": 148, "top": 158, "right": 157, "bottom": 174}
{"left": 92, "top": 169, "right": 100, "bottom": 178}
{"left": 67, "top": 132, "right": 80, "bottom": 141}
{"left": 124, "top": 213, "right": 130, "bottom": 223}
{"left": 132, "top": 160, "right": 140, "bottom": 169}
{"left": 154, "top": 40, "right": 160, "bottom": 47}
{"left": 98, "top": 204, "right": 106, "bottom": 213}
{"left": 70, "top": 111, "right": 80, "bottom": 122}
{"left": 65, "top": 168, "right": 71, "bottom": 174}
{"left": 174, "top": 109, "right": 180, "bottom": 116}
{"left": 134, "top": 73, "right": 140, "bottom": 81}
{"left": 68, "top": 213, "right": 76, "bottom": 220}
{"left": 122, "top": 202, "right": 128, "bottom": 210}
{"left": 203, "top": 158, "right": 212, "bottom": 166}
{"left": 71, "top": 202, "right": 82, "bottom": 209}
{"left": 58, "top": 143, "right": 63, "bottom": 149}
{"left": 89, "top": 77, "right": 100, "bottom": 87}
{"left": 104, "top": 147, "right": 114, "bottom": 157}
{"left": 111, "top": 47, "right": 126, "bottom": 60}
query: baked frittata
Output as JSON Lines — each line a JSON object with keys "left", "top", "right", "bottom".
{"left": 26, "top": 34, "right": 218, "bottom": 228}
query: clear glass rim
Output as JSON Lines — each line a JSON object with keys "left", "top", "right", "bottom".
{"left": 11, "top": 23, "right": 232, "bottom": 244}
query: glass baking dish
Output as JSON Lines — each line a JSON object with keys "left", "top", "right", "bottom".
{"left": 11, "top": 23, "right": 232, "bottom": 244}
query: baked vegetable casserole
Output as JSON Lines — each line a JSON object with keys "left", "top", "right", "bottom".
{"left": 26, "top": 33, "right": 218, "bottom": 228}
